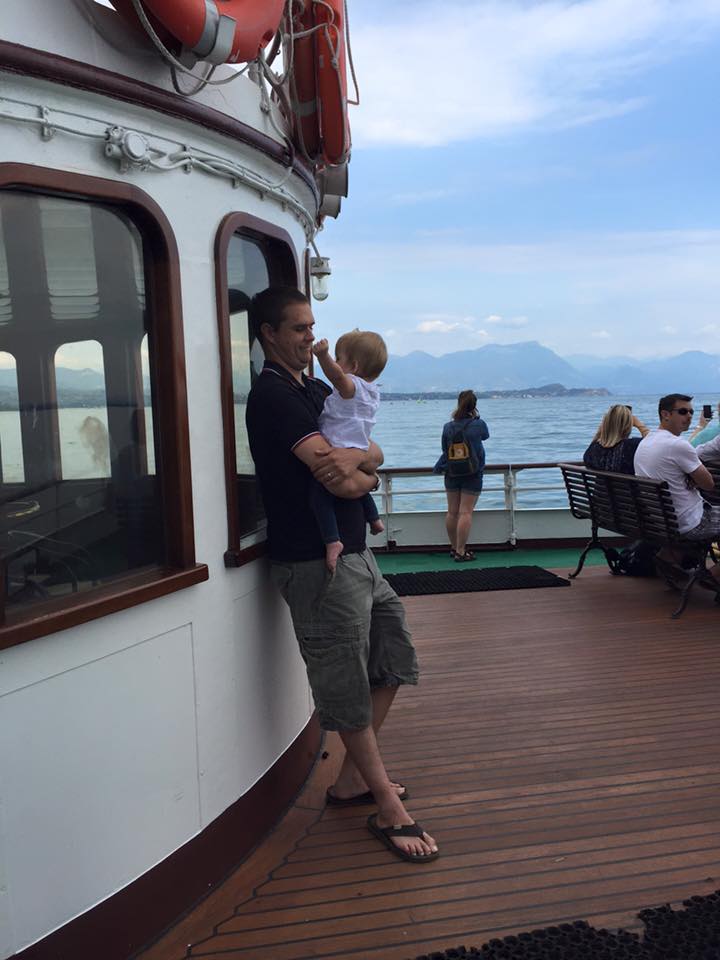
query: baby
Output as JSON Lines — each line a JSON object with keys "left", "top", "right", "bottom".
{"left": 311, "top": 330, "right": 386, "bottom": 571}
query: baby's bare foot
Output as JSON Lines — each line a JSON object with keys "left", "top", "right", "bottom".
{"left": 325, "top": 540, "right": 344, "bottom": 572}
{"left": 370, "top": 519, "right": 384, "bottom": 535}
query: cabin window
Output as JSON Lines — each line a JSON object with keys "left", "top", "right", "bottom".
{"left": 215, "top": 214, "right": 298, "bottom": 565}
{"left": 0, "top": 175, "right": 205, "bottom": 648}
{"left": 0, "top": 352, "right": 23, "bottom": 484}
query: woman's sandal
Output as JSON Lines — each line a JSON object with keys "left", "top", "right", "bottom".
{"left": 454, "top": 550, "right": 475, "bottom": 562}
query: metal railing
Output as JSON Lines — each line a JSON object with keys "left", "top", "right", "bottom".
{"left": 375, "top": 461, "right": 580, "bottom": 546}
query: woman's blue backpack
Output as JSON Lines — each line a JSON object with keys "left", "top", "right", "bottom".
{"left": 447, "top": 425, "right": 479, "bottom": 477}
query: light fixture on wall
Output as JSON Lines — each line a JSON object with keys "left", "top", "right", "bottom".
{"left": 309, "top": 251, "right": 331, "bottom": 301}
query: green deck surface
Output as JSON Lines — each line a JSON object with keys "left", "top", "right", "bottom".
{"left": 374, "top": 546, "right": 606, "bottom": 575}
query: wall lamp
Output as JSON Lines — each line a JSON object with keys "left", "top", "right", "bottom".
{"left": 309, "top": 254, "right": 331, "bottom": 301}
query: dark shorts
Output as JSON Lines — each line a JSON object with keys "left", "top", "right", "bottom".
{"left": 444, "top": 472, "right": 483, "bottom": 494}
{"left": 270, "top": 549, "right": 419, "bottom": 731}
{"left": 684, "top": 504, "right": 720, "bottom": 541}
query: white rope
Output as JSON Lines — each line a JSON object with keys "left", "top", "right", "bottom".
{"left": 315, "top": 2, "right": 350, "bottom": 165}
{"left": 343, "top": 0, "right": 360, "bottom": 107}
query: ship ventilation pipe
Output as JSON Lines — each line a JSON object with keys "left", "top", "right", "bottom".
{"left": 319, "top": 195, "right": 342, "bottom": 219}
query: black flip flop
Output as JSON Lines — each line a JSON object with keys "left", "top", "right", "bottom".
{"left": 326, "top": 784, "right": 408, "bottom": 807}
{"left": 367, "top": 813, "right": 439, "bottom": 863}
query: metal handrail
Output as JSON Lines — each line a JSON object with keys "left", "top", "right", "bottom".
{"left": 375, "top": 461, "right": 582, "bottom": 546}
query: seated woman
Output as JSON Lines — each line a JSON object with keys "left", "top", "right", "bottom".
{"left": 583, "top": 404, "right": 649, "bottom": 474}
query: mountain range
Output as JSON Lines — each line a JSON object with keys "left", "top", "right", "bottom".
{"left": 0, "top": 345, "right": 718, "bottom": 401}
{"left": 380, "top": 342, "right": 720, "bottom": 394}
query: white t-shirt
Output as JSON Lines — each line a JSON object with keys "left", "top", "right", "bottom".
{"left": 634, "top": 429, "right": 704, "bottom": 533}
{"left": 318, "top": 375, "right": 380, "bottom": 450}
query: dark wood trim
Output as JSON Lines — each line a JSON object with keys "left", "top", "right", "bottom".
{"left": 214, "top": 213, "right": 298, "bottom": 566}
{"left": 0, "top": 565, "right": 209, "bottom": 651}
{"left": 11, "top": 714, "right": 322, "bottom": 960}
{"left": 0, "top": 163, "right": 201, "bottom": 645}
{"left": 0, "top": 40, "right": 318, "bottom": 203}
{"left": 224, "top": 539, "right": 267, "bottom": 568}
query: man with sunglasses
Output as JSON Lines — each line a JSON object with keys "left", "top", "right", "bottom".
{"left": 635, "top": 394, "right": 720, "bottom": 548}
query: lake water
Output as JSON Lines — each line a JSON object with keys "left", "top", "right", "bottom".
{"left": 1, "top": 394, "right": 710, "bottom": 511}
{"left": 371, "top": 393, "right": 704, "bottom": 512}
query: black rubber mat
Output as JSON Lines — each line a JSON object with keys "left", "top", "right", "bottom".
{"left": 411, "top": 889, "right": 720, "bottom": 959}
{"left": 385, "top": 565, "right": 570, "bottom": 597}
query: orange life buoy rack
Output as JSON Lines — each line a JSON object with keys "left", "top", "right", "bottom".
{"left": 121, "top": 0, "right": 285, "bottom": 65}
{"left": 291, "top": 0, "right": 350, "bottom": 167}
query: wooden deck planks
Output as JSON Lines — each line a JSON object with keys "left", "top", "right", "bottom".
{"left": 139, "top": 567, "right": 720, "bottom": 960}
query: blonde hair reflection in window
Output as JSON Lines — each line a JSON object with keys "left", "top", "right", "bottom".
{"left": 79, "top": 415, "right": 110, "bottom": 474}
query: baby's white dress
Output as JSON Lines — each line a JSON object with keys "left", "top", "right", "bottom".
{"left": 318, "top": 375, "right": 379, "bottom": 449}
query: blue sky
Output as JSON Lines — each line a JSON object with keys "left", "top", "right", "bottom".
{"left": 313, "top": 0, "right": 720, "bottom": 359}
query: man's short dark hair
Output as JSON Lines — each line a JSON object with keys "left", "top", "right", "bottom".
{"left": 249, "top": 286, "right": 309, "bottom": 345}
{"left": 658, "top": 393, "right": 692, "bottom": 418}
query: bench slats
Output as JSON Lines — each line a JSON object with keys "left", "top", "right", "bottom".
{"left": 559, "top": 463, "right": 680, "bottom": 542}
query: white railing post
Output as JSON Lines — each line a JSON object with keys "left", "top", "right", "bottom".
{"left": 504, "top": 466, "right": 518, "bottom": 545}
{"left": 384, "top": 473, "right": 393, "bottom": 520}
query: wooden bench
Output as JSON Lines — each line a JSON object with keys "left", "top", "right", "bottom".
{"left": 559, "top": 462, "right": 720, "bottom": 618}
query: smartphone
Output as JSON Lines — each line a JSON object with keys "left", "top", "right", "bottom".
{"left": 703, "top": 404, "right": 713, "bottom": 420}
{"left": 625, "top": 405, "right": 632, "bottom": 412}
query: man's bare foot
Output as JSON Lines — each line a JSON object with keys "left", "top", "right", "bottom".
{"left": 325, "top": 540, "right": 343, "bottom": 572}
{"left": 370, "top": 518, "right": 384, "bottom": 535}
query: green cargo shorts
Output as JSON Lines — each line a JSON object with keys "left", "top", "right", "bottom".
{"left": 270, "top": 548, "right": 419, "bottom": 731}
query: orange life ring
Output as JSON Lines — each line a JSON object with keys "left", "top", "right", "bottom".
{"left": 290, "top": 0, "right": 321, "bottom": 160}
{"left": 291, "top": 0, "right": 350, "bottom": 167}
{"left": 315, "top": 0, "right": 350, "bottom": 166}
{"left": 126, "top": 0, "right": 285, "bottom": 64}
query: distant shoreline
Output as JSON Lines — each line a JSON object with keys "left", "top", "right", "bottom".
{"left": 0, "top": 384, "right": 611, "bottom": 410}
{"left": 380, "top": 385, "right": 611, "bottom": 401}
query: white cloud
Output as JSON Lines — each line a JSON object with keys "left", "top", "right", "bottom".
{"left": 350, "top": 0, "right": 720, "bottom": 146}
{"left": 591, "top": 329, "right": 611, "bottom": 338}
{"left": 662, "top": 324, "right": 678, "bottom": 334}
{"left": 417, "top": 317, "right": 468, "bottom": 333}
{"left": 417, "top": 319, "right": 451, "bottom": 332}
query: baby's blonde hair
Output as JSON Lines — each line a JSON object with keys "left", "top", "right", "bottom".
{"left": 335, "top": 330, "right": 388, "bottom": 381}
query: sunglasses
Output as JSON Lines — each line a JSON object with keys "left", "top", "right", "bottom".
{"left": 673, "top": 407, "right": 694, "bottom": 415}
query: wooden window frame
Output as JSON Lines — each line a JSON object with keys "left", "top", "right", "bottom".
{"left": 214, "top": 213, "right": 299, "bottom": 567}
{"left": 0, "top": 164, "right": 207, "bottom": 650}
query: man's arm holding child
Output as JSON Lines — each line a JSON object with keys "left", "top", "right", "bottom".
{"left": 294, "top": 435, "right": 381, "bottom": 498}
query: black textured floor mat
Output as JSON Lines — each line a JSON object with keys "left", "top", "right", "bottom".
{"left": 411, "top": 889, "right": 720, "bottom": 959}
{"left": 385, "top": 565, "right": 570, "bottom": 597}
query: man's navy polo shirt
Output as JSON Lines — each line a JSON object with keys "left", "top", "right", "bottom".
{"left": 246, "top": 361, "right": 367, "bottom": 562}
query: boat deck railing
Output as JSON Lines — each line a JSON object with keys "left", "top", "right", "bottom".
{"left": 375, "top": 461, "right": 583, "bottom": 547}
